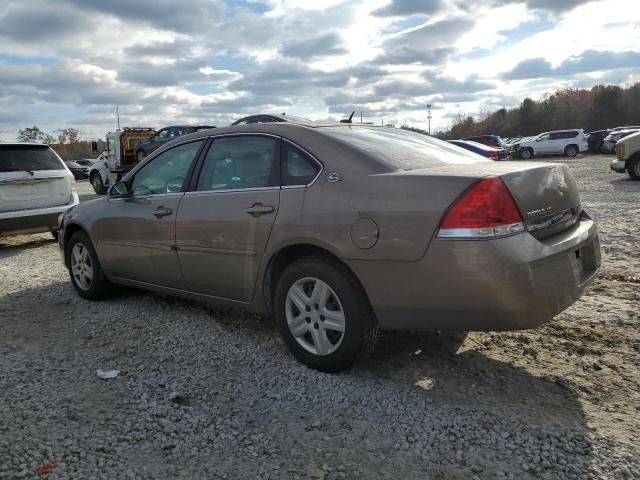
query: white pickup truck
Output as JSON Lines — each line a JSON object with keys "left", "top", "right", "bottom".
{"left": 610, "top": 131, "right": 640, "bottom": 180}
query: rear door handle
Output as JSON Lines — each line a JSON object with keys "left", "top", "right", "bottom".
{"left": 153, "top": 206, "right": 173, "bottom": 218}
{"left": 245, "top": 203, "right": 275, "bottom": 217}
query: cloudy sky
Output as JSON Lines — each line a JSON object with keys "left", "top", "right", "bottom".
{"left": 1, "top": 0, "right": 639, "bottom": 141}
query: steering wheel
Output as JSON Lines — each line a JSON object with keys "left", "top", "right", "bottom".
{"left": 166, "top": 175, "right": 185, "bottom": 193}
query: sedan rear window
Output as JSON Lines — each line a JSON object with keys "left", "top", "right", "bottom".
{"left": 320, "top": 126, "right": 487, "bottom": 170}
{"left": 0, "top": 145, "right": 64, "bottom": 172}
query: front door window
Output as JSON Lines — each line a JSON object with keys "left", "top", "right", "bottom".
{"left": 131, "top": 140, "right": 203, "bottom": 196}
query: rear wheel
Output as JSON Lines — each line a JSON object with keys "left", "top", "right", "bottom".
{"left": 51, "top": 230, "right": 59, "bottom": 241}
{"left": 67, "top": 231, "right": 114, "bottom": 300}
{"left": 90, "top": 172, "right": 107, "bottom": 194}
{"left": 520, "top": 148, "right": 533, "bottom": 160}
{"left": 564, "top": 145, "right": 578, "bottom": 157}
{"left": 274, "top": 256, "right": 379, "bottom": 373}
{"left": 629, "top": 158, "right": 640, "bottom": 180}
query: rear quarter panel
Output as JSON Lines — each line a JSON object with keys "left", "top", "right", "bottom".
{"left": 266, "top": 172, "right": 475, "bottom": 262}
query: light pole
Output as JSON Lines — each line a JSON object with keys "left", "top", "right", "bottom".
{"left": 427, "top": 104, "right": 432, "bottom": 136}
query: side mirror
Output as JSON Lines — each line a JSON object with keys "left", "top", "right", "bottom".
{"left": 91, "top": 141, "right": 98, "bottom": 155}
{"left": 109, "top": 181, "right": 131, "bottom": 198}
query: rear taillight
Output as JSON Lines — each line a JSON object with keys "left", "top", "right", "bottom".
{"left": 489, "top": 150, "right": 499, "bottom": 160}
{"left": 437, "top": 176, "right": 525, "bottom": 239}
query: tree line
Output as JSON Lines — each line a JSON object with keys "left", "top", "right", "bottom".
{"left": 16, "top": 126, "right": 105, "bottom": 161}
{"left": 445, "top": 82, "right": 640, "bottom": 139}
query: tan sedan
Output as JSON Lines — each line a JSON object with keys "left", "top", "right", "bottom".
{"left": 59, "top": 123, "right": 600, "bottom": 372}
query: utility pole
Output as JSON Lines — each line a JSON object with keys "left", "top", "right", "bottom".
{"left": 116, "top": 105, "right": 121, "bottom": 130}
{"left": 360, "top": 111, "right": 362, "bottom": 123}
{"left": 427, "top": 104, "right": 432, "bottom": 136}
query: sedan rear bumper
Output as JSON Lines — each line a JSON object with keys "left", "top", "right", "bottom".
{"left": 349, "top": 213, "right": 600, "bottom": 331}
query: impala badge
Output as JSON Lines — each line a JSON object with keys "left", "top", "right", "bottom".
{"left": 327, "top": 172, "right": 342, "bottom": 183}
{"left": 526, "top": 206, "right": 552, "bottom": 218}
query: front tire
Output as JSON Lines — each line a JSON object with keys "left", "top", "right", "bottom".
{"left": 274, "top": 256, "right": 379, "bottom": 373}
{"left": 90, "top": 172, "right": 107, "bottom": 194}
{"left": 67, "top": 231, "right": 114, "bottom": 300}
{"left": 520, "top": 148, "right": 533, "bottom": 160}
{"left": 629, "top": 158, "right": 640, "bottom": 180}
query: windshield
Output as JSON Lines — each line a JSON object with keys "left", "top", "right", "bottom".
{"left": 320, "top": 126, "right": 488, "bottom": 170}
{"left": 0, "top": 145, "right": 64, "bottom": 172}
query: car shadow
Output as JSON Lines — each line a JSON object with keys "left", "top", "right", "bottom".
{"left": 0, "top": 233, "right": 57, "bottom": 261}
{"left": 354, "top": 330, "right": 594, "bottom": 477}
{"left": 610, "top": 178, "right": 640, "bottom": 191}
{"left": 0, "top": 282, "right": 595, "bottom": 479}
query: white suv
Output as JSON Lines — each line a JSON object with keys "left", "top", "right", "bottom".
{"left": 1, "top": 143, "right": 79, "bottom": 238}
{"left": 511, "top": 129, "right": 588, "bottom": 159}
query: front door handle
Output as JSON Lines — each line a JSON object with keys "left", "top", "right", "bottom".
{"left": 153, "top": 206, "right": 173, "bottom": 218}
{"left": 245, "top": 203, "right": 275, "bottom": 217}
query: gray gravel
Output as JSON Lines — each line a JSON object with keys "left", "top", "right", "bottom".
{"left": 1, "top": 160, "right": 639, "bottom": 479}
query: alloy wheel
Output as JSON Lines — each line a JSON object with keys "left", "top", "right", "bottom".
{"left": 285, "top": 277, "right": 346, "bottom": 356}
{"left": 70, "top": 243, "right": 93, "bottom": 291}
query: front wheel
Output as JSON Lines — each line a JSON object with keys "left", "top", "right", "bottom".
{"left": 90, "top": 172, "right": 107, "bottom": 194}
{"left": 274, "top": 256, "right": 379, "bottom": 373}
{"left": 67, "top": 231, "right": 114, "bottom": 300}
{"left": 629, "top": 158, "right": 640, "bottom": 180}
{"left": 520, "top": 148, "right": 533, "bottom": 160}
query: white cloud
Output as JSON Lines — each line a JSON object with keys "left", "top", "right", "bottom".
{"left": 0, "top": 0, "right": 638, "bottom": 138}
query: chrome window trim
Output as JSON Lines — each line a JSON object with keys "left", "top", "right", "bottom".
{"left": 108, "top": 192, "right": 184, "bottom": 201}
{"left": 280, "top": 138, "right": 324, "bottom": 188}
{"left": 185, "top": 186, "right": 280, "bottom": 196}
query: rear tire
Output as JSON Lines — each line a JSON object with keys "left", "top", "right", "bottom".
{"left": 90, "top": 172, "right": 107, "bottom": 194}
{"left": 51, "top": 230, "right": 59, "bottom": 241}
{"left": 67, "top": 231, "right": 114, "bottom": 300}
{"left": 520, "top": 148, "right": 533, "bottom": 160}
{"left": 564, "top": 145, "right": 578, "bottom": 157}
{"left": 274, "top": 255, "right": 379, "bottom": 373}
{"left": 629, "top": 158, "right": 640, "bottom": 180}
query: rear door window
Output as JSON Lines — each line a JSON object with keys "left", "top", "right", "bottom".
{"left": 196, "top": 136, "right": 279, "bottom": 191}
{"left": 0, "top": 145, "right": 64, "bottom": 172}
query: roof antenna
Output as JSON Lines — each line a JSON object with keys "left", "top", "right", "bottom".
{"left": 116, "top": 105, "right": 121, "bottom": 130}
{"left": 340, "top": 110, "right": 355, "bottom": 124}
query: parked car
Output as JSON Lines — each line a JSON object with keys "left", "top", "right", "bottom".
{"left": 58, "top": 123, "right": 600, "bottom": 372}
{"left": 135, "top": 125, "right": 215, "bottom": 161}
{"left": 586, "top": 129, "right": 611, "bottom": 153}
{"left": 231, "top": 114, "right": 311, "bottom": 125}
{"left": 65, "top": 160, "right": 90, "bottom": 180}
{"left": 610, "top": 131, "right": 640, "bottom": 180}
{"left": 612, "top": 125, "right": 640, "bottom": 131}
{"left": 602, "top": 129, "right": 640, "bottom": 153}
{"left": 1, "top": 143, "right": 79, "bottom": 238}
{"left": 462, "top": 135, "right": 503, "bottom": 148}
{"left": 448, "top": 140, "right": 506, "bottom": 160}
{"left": 73, "top": 159, "right": 97, "bottom": 167}
{"left": 509, "top": 129, "right": 588, "bottom": 159}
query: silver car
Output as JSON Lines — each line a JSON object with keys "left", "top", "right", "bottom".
{"left": 58, "top": 123, "right": 600, "bottom": 372}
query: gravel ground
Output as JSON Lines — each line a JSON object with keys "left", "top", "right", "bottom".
{"left": 1, "top": 162, "right": 638, "bottom": 480}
